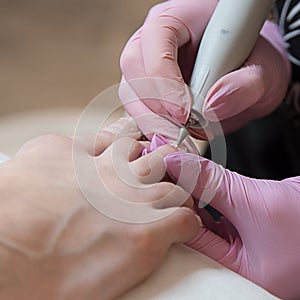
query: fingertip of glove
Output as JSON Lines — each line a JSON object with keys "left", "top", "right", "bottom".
{"left": 164, "top": 151, "right": 199, "bottom": 165}
{"left": 151, "top": 133, "right": 169, "bottom": 149}
{"left": 164, "top": 151, "right": 182, "bottom": 163}
{"left": 163, "top": 153, "right": 182, "bottom": 178}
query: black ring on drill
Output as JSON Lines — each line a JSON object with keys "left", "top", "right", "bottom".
{"left": 188, "top": 109, "right": 209, "bottom": 129}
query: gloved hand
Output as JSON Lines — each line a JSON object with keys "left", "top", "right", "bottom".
{"left": 164, "top": 152, "right": 300, "bottom": 299}
{"left": 119, "top": 0, "right": 291, "bottom": 139}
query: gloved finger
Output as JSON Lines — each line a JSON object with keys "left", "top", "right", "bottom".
{"left": 165, "top": 151, "right": 299, "bottom": 241}
{"left": 164, "top": 152, "right": 247, "bottom": 231}
{"left": 197, "top": 209, "right": 239, "bottom": 243}
{"left": 119, "top": 78, "right": 185, "bottom": 142}
{"left": 140, "top": 16, "right": 189, "bottom": 81}
{"left": 143, "top": 0, "right": 218, "bottom": 84}
{"left": 202, "top": 65, "right": 266, "bottom": 123}
{"left": 120, "top": 11, "right": 191, "bottom": 124}
{"left": 204, "top": 98, "right": 278, "bottom": 135}
{"left": 196, "top": 90, "right": 283, "bottom": 136}
{"left": 120, "top": 29, "right": 145, "bottom": 79}
{"left": 202, "top": 70, "right": 290, "bottom": 134}
{"left": 185, "top": 225, "right": 243, "bottom": 272}
{"left": 121, "top": 71, "right": 191, "bottom": 127}
{"left": 143, "top": 132, "right": 174, "bottom": 152}
{"left": 165, "top": 152, "right": 224, "bottom": 205}
{"left": 120, "top": 0, "right": 219, "bottom": 125}
{"left": 201, "top": 22, "right": 290, "bottom": 132}
{"left": 196, "top": 208, "right": 218, "bottom": 230}
{"left": 120, "top": 36, "right": 176, "bottom": 121}
{"left": 166, "top": 149, "right": 300, "bottom": 256}
{"left": 139, "top": 16, "right": 192, "bottom": 124}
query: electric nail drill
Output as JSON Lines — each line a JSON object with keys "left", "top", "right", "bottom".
{"left": 176, "top": 0, "right": 275, "bottom": 146}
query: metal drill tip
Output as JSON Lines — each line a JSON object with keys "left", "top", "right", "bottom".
{"left": 175, "top": 127, "right": 189, "bottom": 148}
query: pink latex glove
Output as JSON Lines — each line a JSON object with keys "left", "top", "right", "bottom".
{"left": 164, "top": 152, "right": 300, "bottom": 299}
{"left": 119, "top": 0, "right": 291, "bottom": 139}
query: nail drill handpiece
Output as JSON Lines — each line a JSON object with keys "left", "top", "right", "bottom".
{"left": 176, "top": 0, "right": 275, "bottom": 147}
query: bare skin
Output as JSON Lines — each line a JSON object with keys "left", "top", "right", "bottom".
{"left": 0, "top": 119, "right": 201, "bottom": 300}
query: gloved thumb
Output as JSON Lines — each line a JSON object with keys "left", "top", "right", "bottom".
{"left": 164, "top": 152, "right": 226, "bottom": 209}
{"left": 202, "top": 65, "right": 266, "bottom": 123}
{"left": 164, "top": 152, "right": 245, "bottom": 231}
{"left": 186, "top": 225, "right": 243, "bottom": 272}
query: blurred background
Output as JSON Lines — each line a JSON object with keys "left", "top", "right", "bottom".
{"left": 0, "top": 0, "right": 161, "bottom": 155}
